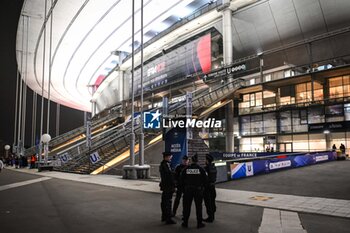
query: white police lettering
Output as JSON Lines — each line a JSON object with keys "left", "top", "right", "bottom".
{"left": 186, "top": 169, "right": 200, "bottom": 174}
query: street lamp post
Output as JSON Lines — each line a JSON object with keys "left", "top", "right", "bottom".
{"left": 122, "top": 0, "right": 137, "bottom": 179}
{"left": 4, "top": 145, "right": 10, "bottom": 159}
{"left": 139, "top": 0, "right": 144, "bottom": 166}
{"left": 41, "top": 134, "right": 51, "bottom": 166}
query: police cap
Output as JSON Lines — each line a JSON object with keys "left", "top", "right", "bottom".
{"left": 206, "top": 154, "right": 214, "bottom": 162}
{"left": 162, "top": 152, "right": 172, "bottom": 158}
{"left": 192, "top": 153, "right": 198, "bottom": 162}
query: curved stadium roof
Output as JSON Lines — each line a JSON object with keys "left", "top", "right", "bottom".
{"left": 16, "top": 0, "right": 213, "bottom": 112}
{"left": 17, "top": 0, "right": 350, "bottom": 112}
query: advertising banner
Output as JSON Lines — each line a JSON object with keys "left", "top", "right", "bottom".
{"left": 293, "top": 154, "right": 314, "bottom": 167}
{"left": 230, "top": 163, "right": 247, "bottom": 179}
{"left": 253, "top": 160, "right": 269, "bottom": 175}
{"left": 164, "top": 127, "right": 187, "bottom": 168}
{"left": 268, "top": 159, "right": 292, "bottom": 171}
{"left": 133, "top": 33, "right": 213, "bottom": 94}
{"left": 229, "top": 151, "right": 336, "bottom": 180}
{"left": 210, "top": 152, "right": 292, "bottom": 161}
{"left": 230, "top": 161, "right": 255, "bottom": 179}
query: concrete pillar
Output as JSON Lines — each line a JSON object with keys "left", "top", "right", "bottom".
{"left": 259, "top": 55, "right": 264, "bottom": 83}
{"left": 222, "top": 0, "right": 233, "bottom": 66}
{"left": 325, "top": 133, "right": 331, "bottom": 151}
{"left": 118, "top": 70, "right": 125, "bottom": 101}
{"left": 222, "top": 0, "right": 236, "bottom": 152}
{"left": 225, "top": 101, "right": 234, "bottom": 152}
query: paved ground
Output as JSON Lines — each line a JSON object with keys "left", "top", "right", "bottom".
{"left": 1, "top": 162, "right": 350, "bottom": 233}
{"left": 217, "top": 160, "right": 350, "bottom": 200}
{"left": 0, "top": 169, "right": 263, "bottom": 233}
{"left": 0, "top": 168, "right": 41, "bottom": 186}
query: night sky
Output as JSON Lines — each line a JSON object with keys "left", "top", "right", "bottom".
{"left": 0, "top": 0, "right": 84, "bottom": 152}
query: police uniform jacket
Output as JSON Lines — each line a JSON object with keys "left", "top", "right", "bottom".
{"left": 181, "top": 163, "right": 207, "bottom": 188}
{"left": 159, "top": 160, "right": 175, "bottom": 191}
{"left": 174, "top": 164, "right": 187, "bottom": 187}
{"left": 205, "top": 163, "right": 217, "bottom": 186}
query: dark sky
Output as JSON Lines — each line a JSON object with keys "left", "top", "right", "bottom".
{"left": 0, "top": 0, "right": 84, "bottom": 151}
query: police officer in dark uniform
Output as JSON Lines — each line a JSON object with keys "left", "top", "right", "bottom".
{"left": 181, "top": 153, "right": 207, "bottom": 228}
{"left": 172, "top": 155, "right": 189, "bottom": 216}
{"left": 159, "top": 152, "right": 176, "bottom": 224}
{"left": 203, "top": 154, "right": 217, "bottom": 222}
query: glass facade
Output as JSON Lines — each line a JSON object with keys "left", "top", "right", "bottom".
{"left": 329, "top": 75, "right": 350, "bottom": 99}
{"left": 235, "top": 71, "right": 350, "bottom": 154}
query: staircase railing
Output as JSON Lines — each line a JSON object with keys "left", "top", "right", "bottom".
{"left": 25, "top": 105, "right": 123, "bottom": 157}
{"left": 54, "top": 78, "right": 244, "bottom": 173}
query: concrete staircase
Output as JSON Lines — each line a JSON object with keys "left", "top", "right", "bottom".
{"left": 188, "top": 128, "right": 209, "bottom": 166}
{"left": 51, "top": 78, "right": 244, "bottom": 174}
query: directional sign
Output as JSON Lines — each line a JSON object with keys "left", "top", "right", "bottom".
{"left": 90, "top": 152, "right": 101, "bottom": 164}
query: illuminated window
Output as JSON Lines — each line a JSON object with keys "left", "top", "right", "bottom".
{"left": 265, "top": 74, "right": 271, "bottom": 82}
{"left": 329, "top": 75, "right": 350, "bottom": 99}
{"left": 243, "top": 94, "right": 250, "bottom": 102}
{"left": 280, "top": 111, "right": 292, "bottom": 133}
{"left": 264, "top": 113, "right": 277, "bottom": 134}
{"left": 250, "top": 93, "right": 255, "bottom": 106}
{"left": 284, "top": 70, "right": 295, "bottom": 78}
{"left": 313, "top": 82, "right": 323, "bottom": 101}
{"left": 255, "top": 92, "right": 262, "bottom": 106}
{"left": 308, "top": 108, "right": 324, "bottom": 124}
{"left": 279, "top": 86, "right": 295, "bottom": 105}
{"left": 239, "top": 92, "right": 263, "bottom": 111}
{"left": 296, "top": 82, "right": 312, "bottom": 103}
{"left": 263, "top": 90, "right": 276, "bottom": 107}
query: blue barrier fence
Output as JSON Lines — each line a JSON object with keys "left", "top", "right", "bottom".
{"left": 212, "top": 151, "right": 337, "bottom": 182}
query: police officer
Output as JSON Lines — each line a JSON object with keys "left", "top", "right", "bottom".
{"left": 181, "top": 153, "right": 207, "bottom": 228}
{"left": 203, "top": 154, "right": 217, "bottom": 222}
{"left": 159, "top": 152, "right": 176, "bottom": 224}
{"left": 172, "top": 155, "right": 189, "bottom": 216}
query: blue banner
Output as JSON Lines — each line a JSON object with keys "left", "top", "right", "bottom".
{"left": 211, "top": 151, "right": 298, "bottom": 161}
{"left": 212, "top": 152, "right": 258, "bottom": 160}
{"left": 164, "top": 127, "right": 187, "bottom": 169}
{"left": 229, "top": 151, "right": 336, "bottom": 180}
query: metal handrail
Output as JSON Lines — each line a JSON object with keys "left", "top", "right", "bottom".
{"left": 168, "top": 78, "right": 244, "bottom": 114}
{"left": 55, "top": 118, "right": 132, "bottom": 156}
{"left": 25, "top": 106, "right": 123, "bottom": 156}
{"left": 56, "top": 78, "right": 245, "bottom": 173}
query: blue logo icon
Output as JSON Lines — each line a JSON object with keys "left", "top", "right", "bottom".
{"left": 144, "top": 110, "right": 161, "bottom": 129}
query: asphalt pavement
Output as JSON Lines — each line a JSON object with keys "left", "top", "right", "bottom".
{"left": 0, "top": 164, "right": 350, "bottom": 233}
{"left": 217, "top": 160, "right": 350, "bottom": 200}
